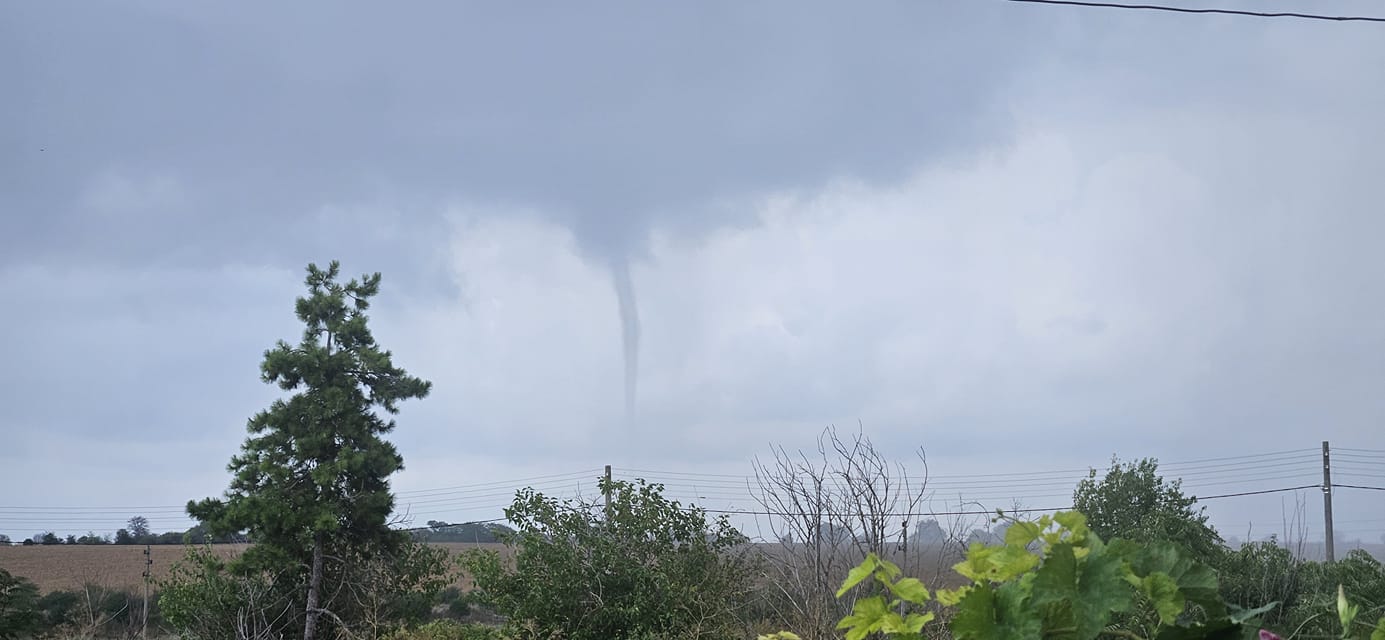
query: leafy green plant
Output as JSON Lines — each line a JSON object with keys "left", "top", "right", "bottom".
{"left": 1277, "top": 550, "right": 1385, "bottom": 639}
{"left": 1074, "top": 458, "right": 1223, "bottom": 565}
{"left": 764, "top": 510, "right": 1286, "bottom": 640}
{"left": 1215, "top": 538, "right": 1306, "bottom": 627}
{"left": 462, "top": 477, "right": 757, "bottom": 640}
{"left": 384, "top": 619, "right": 508, "bottom": 640}
{"left": 159, "top": 545, "right": 300, "bottom": 640}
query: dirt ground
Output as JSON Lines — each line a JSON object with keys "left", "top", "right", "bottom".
{"left": 0, "top": 542, "right": 509, "bottom": 593}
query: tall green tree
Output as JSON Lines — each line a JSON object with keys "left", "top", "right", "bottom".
{"left": 126, "top": 515, "right": 151, "bottom": 539}
{"left": 1073, "top": 457, "right": 1223, "bottom": 563}
{"left": 188, "top": 261, "right": 431, "bottom": 640}
{"left": 0, "top": 568, "right": 41, "bottom": 640}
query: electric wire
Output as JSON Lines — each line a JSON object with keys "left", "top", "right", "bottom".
{"left": 1002, "top": 0, "right": 1385, "bottom": 22}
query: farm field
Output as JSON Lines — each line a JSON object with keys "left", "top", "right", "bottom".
{"left": 0, "top": 542, "right": 509, "bottom": 593}
{"left": 5, "top": 539, "right": 1381, "bottom": 595}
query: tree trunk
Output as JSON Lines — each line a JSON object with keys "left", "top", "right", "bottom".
{"left": 303, "top": 534, "right": 325, "bottom": 640}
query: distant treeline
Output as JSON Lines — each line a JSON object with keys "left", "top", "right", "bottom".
{"left": 408, "top": 520, "right": 516, "bottom": 544}
{"left": 3, "top": 516, "right": 527, "bottom": 547}
{"left": 0, "top": 516, "right": 241, "bottom": 546}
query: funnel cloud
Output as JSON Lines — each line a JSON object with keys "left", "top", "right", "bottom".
{"left": 609, "top": 257, "right": 640, "bottom": 423}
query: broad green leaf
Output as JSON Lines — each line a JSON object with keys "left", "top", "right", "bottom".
{"left": 1141, "top": 572, "right": 1185, "bottom": 624}
{"left": 1005, "top": 521, "right": 1042, "bottom": 547}
{"left": 905, "top": 612, "right": 936, "bottom": 632}
{"left": 937, "top": 586, "right": 971, "bottom": 606}
{"left": 1029, "top": 542, "right": 1078, "bottom": 604}
{"left": 838, "top": 554, "right": 880, "bottom": 597}
{"left": 877, "top": 556, "right": 904, "bottom": 581}
{"left": 1370, "top": 615, "right": 1385, "bottom": 640}
{"left": 1053, "top": 511, "right": 1089, "bottom": 536}
{"left": 887, "top": 577, "right": 931, "bottom": 604}
{"left": 951, "top": 582, "right": 999, "bottom": 640}
{"left": 1338, "top": 585, "right": 1360, "bottom": 632}
{"left": 954, "top": 542, "right": 1040, "bottom": 583}
{"left": 951, "top": 580, "right": 1042, "bottom": 640}
{"left": 1031, "top": 542, "right": 1133, "bottom": 639}
{"left": 881, "top": 611, "right": 935, "bottom": 634}
{"left": 838, "top": 594, "right": 890, "bottom": 640}
{"left": 1125, "top": 540, "right": 1223, "bottom": 617}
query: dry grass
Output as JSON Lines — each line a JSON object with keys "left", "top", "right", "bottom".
{"left": 0, "top": 542, "right": 510, "bottom": 593}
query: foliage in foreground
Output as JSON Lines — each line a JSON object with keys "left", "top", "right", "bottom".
{"left": 384, "top": 619, "right": 507, "bottom": 640}
{"left": 0, "top": 569, "right": 166, "bottom": 640}
{"left": 461, "top": 477, "right": 759, "bottom": 640}
{"left": 762, "top": 510, "right": 1385, "bottom": 640}
{"left": 1218, "top": 545, "right": 1385, "bottom": 639}
{"left": 159, "top": 541, "right": 454, "bottom": 640}
{"left": 0, "top": 569, "right": 41, "bottom": 639}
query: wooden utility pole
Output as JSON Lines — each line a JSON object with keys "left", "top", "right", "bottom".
{"left": 141, "top": 545, "right": 152, "bottom": 640}
{"left": 1323, "top": 441, "right": 1335, "bottom": 563}
{"left": 603, "top": 465, "right": 613, "bottom": 521}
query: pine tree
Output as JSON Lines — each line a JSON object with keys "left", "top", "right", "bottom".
{"left": 189, "top": 261, "right": 431, "bottom": 640}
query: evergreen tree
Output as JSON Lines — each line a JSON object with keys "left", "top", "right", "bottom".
{"left": 188, "top": 261, "right": 431, "bottom": 640}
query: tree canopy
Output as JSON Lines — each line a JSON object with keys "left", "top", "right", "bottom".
{"left": 187, "top": 261, "right": 431, "bottom": 640}
{"left": 1073, "top": 457, "right": 1223, "bottom": 563}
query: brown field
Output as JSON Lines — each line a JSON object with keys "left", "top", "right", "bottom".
{"left": 0, "top": 542, "right": 509, "bottom": 593}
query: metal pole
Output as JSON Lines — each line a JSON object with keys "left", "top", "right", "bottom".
{"left": 142, "top": 545, "right": 151, "bottom": 640}
{"left": 1323, "top": 441, "right": 1335, "bottom": 563}
{"left": 603, "top": 465, "right": 613, "bottom": 522}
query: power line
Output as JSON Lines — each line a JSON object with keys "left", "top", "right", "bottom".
{"left": 690, "top": 484, "right": 1320, "bottom": 518}
{"left": 1333, "top": 483, "right": 1385, "bottom": 492}
{"left": 1194, "top": 484, "right": 1321, "bottom": 500}
{"left": 623, "top": 463, "right": 1321, "bottom": 497}
{"left": 697, "top": 505, "right": 1071, "bottom": 517}
{"left": 1002, "top": 0, "right": 1385, "bottom": 22}
{"left": 395, "top": 469, "right": 602, "bottom": 497}
{"left": 618, "top": 449, "right": 1320, "bottom": 488}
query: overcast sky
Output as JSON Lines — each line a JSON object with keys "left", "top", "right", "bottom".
{"left": 2, "top": 1, "right": 1384, "bottom": 545}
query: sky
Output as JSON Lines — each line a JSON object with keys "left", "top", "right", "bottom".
{"left": 2, "top": 1, "right": 1384, "bottom": 546}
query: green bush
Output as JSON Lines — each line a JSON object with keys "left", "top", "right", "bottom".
{"left": 160, "top": 540, "right": 453, "bottom": 640}
{"left": 1074, "top": 457, "right": 1223, "bottom": 565}
{"left": 385, "top": 619, "right": 507, "bottom": 640}
{"left": 1282, "top": 550, "right": 1385, "bottom": 638}
{"left": 433, "top": 585, "right": 474, "bottom": 619}
{"left": 35, "top": 589, "right": 79, "bottom": 629}
{"left": 764, "top": 510, "right": 1288, "bottom": 640}
{"left": 1216, "top": 538, "right": 1307, "bottom": 626}
{"left": 158, "top": 545, "right": 300, "bottom": 640}
{"left": 461, "top": 478, "right": 758, "bottom": 640}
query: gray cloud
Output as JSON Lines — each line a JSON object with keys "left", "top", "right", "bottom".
{"left": 3, "top": 2, "right": 1385, "bottom": 543}
{"left": 1, "top": 1, "right": 1054, "bottom": 270}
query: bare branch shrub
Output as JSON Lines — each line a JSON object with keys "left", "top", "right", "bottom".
{"left": 750, "top": 425, "right": 930, "bottom": 640}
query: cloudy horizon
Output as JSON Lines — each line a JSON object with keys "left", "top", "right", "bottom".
{"left": 3, "top": 1, "right": 1384, "bottom": 545}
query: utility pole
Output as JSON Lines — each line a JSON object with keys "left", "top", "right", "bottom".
{"left": 603, "top": 465, "right": 613, "bottom": 522}
{"left": 141, "top": 544, "right": 152, "bottom": 640}
{"left": 1322, "top": 441, "right": 1335, "bottom": 563}
{"left": 899, "top": 518, "right": 909, "bottom": 615}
